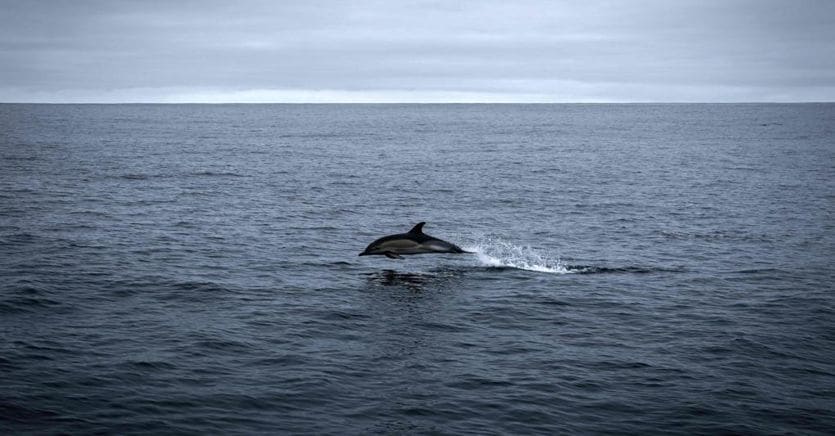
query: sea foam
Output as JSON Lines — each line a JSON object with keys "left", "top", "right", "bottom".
{"left": 464, "top": 238, "right": 571, "bottom": 274}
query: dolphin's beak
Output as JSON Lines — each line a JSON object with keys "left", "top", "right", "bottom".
{"left": 358, "top": 252, "right": 368, "bottom": 256}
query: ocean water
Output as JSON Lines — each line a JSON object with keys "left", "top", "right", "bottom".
{"left": 1, "top": 103, "right": 833, "bottom": 434}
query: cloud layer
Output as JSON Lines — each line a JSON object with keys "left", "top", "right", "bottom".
{"left": 1, "top": 0, "right": 833, "bottom": 102}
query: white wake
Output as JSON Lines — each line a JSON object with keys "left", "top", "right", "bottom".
{"left": 463, "top": 238, "right": 572, "bottom": 274}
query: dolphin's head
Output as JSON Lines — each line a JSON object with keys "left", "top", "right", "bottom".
{"left": 359, "top": 235, "right": 398, "bottom": 256}
{"left": 359, "top": 240, "right": 382, "bottom": 256}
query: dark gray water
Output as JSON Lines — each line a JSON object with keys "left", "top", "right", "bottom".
{"left": 1, "top": 104, "right": 834, "bottom": 434}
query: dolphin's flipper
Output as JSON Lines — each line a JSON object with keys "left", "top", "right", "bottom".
{"left": 384, "top": 252, "right": 404, "bottom": 259}
{"left": 408, "top": 222, "right": 426, "bottom": 234}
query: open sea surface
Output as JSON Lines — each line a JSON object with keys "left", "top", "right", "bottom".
{"left": 1, "top": 103, "right": 834, "bottom": 434}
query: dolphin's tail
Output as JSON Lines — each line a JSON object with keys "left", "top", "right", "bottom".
{"left": 451, "top": 244, "right": 472, "bottom": 254}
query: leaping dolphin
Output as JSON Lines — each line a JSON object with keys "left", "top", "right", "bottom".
{"left": 359, "top": 222, "right": 471, "bottom": 259}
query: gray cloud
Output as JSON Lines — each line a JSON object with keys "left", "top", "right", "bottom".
{"left": 1, "top": 0, "right": 833, "bottom": 102}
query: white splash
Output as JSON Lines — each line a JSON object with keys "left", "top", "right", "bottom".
{"left": 463, "top": 238, "right": 572, "bottom": 274}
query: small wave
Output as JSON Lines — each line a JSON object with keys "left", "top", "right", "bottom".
{"left": 658, "top": 230, "right": 772, "bottom": 242}
{"left": 119, "top": 173, "right": 151, "bottom": 180}
{"left": 191, "top": 171, "right": 245, "bottom": 177}
{"left": 566, "top": 265, "right": 684, "bottom": 274}
{"left": 2, "top": 155, "right": 40, "bottom": 162}
{"left": 120, "top": 360, "right": 178, "bottom": 371}
{"left": 117, "top": 171, "right": 245, "bottom": 180}
{"left": 151, "top": 280, "right": 237, "bottom": 304}
{"left": 0, "top": 402, "right": 60, "bottom": 423}
{"left": 0, "top": 286, "right": 63, "bottom": 314}
{"left": 464, "top": 239, "right": 571, "bottom": 274}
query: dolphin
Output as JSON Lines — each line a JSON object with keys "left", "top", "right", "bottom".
{"left": 359, "top": 222, "right": 470, "bottom": 259}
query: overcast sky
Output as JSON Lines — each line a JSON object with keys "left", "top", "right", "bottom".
{"left": 1, "top": 0, "right": 833, "bottom": 103}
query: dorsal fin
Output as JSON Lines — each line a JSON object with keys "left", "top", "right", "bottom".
{"left": 408, "top": 222, "right": 426, "bottom": 234}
